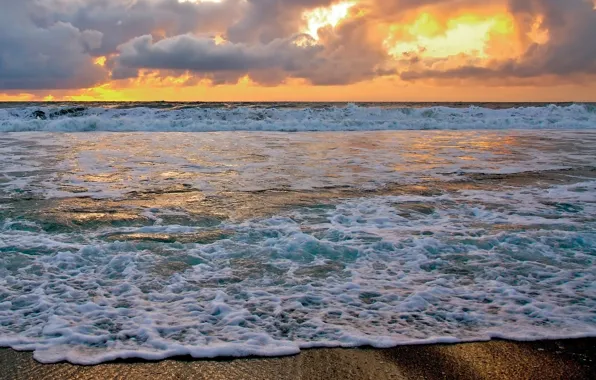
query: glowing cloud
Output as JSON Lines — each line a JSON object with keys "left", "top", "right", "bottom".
{"left": 302, "top": 1, "right": 356, "bottom": 40}
{"left": 385, "top": 13, "right": 515, "bottom": 59}
{"left": 94, "top": 56, "right": 107, "bottom": 66}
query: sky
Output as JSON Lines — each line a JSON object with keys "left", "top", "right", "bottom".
{"left": 0, "top": 0, "right": 595, "bottom": 102}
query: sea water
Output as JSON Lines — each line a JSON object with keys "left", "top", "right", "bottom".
{"left": 0, "top": 103, "right": 595, "bottom": 364}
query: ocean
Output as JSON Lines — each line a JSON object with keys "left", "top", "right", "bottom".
{"left": 0, "top": 102, "right": 595, "bottom": 364}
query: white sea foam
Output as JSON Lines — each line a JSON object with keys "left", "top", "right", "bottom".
{"left": 0, "top": 130, "right": 595, "bottom": 364}
{"left": 1, "top": 103, "right": 596, "bottom": 132}
{"left": 0, "top": 181, "right": 595, "bottom": 364}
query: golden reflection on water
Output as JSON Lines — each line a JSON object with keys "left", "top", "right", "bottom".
{"left": 14, "top": 131, "right": 593, "bottom": 279}
{"left": 30, "top": 131, "right": 594, "bottom": 232}
{"left": 57, "top": 131, "right": 528, "bottom": 194}
{"left": 2, "top": 130, "right": 594, "bottom": 285}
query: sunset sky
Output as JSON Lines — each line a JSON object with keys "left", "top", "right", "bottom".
{"left": 1, "top": 0, "right": 595, "bottom": 102}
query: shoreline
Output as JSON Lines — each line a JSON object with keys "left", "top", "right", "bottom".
{"left": 1, "top": 338, "right": 594, "bottom": 380}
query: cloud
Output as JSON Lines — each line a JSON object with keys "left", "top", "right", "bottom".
{"left": 400, "top": 0, "right": 596, "bottom": 82}
{"left": 225, "top": 0, "right": 335, "bottom": 44}
{"left": 43, "top": 0, "right": 244, "bottom": 55}
{"left": 111, "top": 25, "right": 390, "bottom": 86}
{"left": 111, "top": 33, "right": 324, "bottom": 83}
{"left": 110, "top": 0, "right": 393, "bottom": 85}
{"left": 0, "top": 0, "right": 107, "bottom": 90}
{"left": 0, "top": 0, "right": 595, "bottom": 91}
{"left": 0, "top": 0, "right": 246, "bottom": 90}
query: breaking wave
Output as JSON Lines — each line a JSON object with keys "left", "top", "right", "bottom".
{"left": 0, "top": 103, "right": 595, "bottom": 132}
{"left": 2, "top": 182, "right": 596, "bottom": 364}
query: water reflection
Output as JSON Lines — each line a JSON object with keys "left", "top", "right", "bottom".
{"left": 1, "top": 130, "right": 595, "bottom": 229}
{"left": 1, "top": 132, "right": 596, "bottom": 361}
{"left": 4, "top": 131, "right": 587, "bottom": 197}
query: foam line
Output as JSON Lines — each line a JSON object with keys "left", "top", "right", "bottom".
{"left": 1, "top": 104, "right": 595, "bottom": 132}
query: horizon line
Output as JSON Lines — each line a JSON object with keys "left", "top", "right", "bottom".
{"left": 1, "top": 100, "right": 595, "bottom": 104}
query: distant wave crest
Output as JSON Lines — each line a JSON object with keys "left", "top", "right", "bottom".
{"left": 1, "top": 103, "right": 595, "bottom": 132}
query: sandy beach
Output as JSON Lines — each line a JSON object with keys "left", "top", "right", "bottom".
{"left": 1, "top": 338, "right": 594, "bottom": 380}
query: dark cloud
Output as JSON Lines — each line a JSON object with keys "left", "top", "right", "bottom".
{"left": 111, "top": 33, "right": 323, "bottom": 82}
{"left": 0, "top": 0, "right": 107, "bottom": 90}
{"left": 291, "top": 15, "right": 393, "bottom": 85}
{"left": 43, "top": 0, "right": 244, "bottom": 55}
{"left": 0, "top": 0, "right": 244, "bottom": 90}
{"left": 226, "top": 0, "right": 334, "bottom": 44}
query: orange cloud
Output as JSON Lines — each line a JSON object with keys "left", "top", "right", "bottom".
{"left": 0, "top": 93, "right": 37, "bottom": 102}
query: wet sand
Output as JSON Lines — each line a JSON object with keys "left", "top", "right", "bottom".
{"left": 1, "top": 338, "right": 594, "bottom": 380}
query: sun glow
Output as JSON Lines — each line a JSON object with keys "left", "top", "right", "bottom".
{"left": 213, "top": 35, "right": 226, "bottom": 45}
{"left": 302, "top": 1, "right": 356, "bottom": 39}
{"left": 0, "top": 93, "right": 36, "bottom": 101}
{"left": 385, "top": 13, "right": 515, "bottom": 59}
{"left": 94, "top": 56, "right": 107, "bottom": 66}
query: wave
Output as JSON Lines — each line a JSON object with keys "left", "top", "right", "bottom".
{"left": 2, "top": 181, "right": 596, "bottom": 364}
{"left": 0, "top": 103, "right": 595, "bottom": 132}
